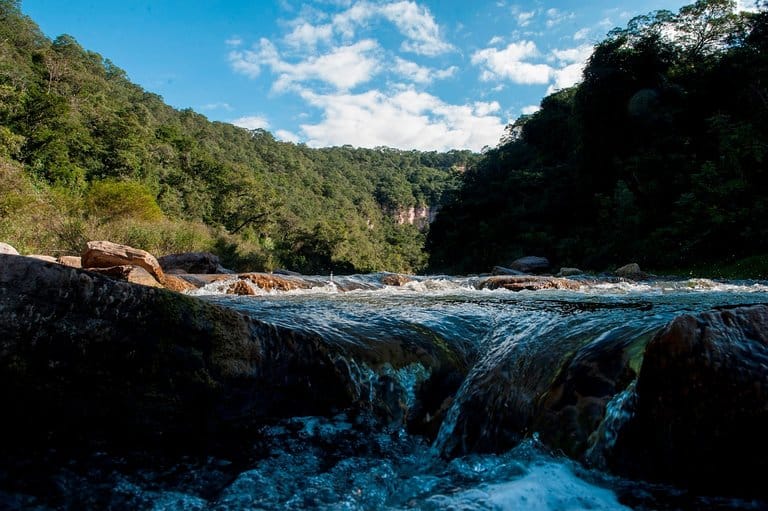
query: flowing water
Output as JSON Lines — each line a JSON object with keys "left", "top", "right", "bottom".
{"left": 6, "top": 275, "right": 768, "bottom": 510}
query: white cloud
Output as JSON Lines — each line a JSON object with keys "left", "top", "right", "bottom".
{"left": 284, "top": 22, "right": 334, "bottom": 48}
{"left": 297, "top": 87, "right": 506, "bottom": 151}
{"left": 521, "top": 105, "right": 540, "bottom": 115}
{"left": 379, "top": 1, "right": 454, "bottom": 55}
{"left": 232, "top": 115, "right": 270, "bottom": 130}
{"left": 517, "top": 10, "right": 536, "bottom": 27}
{"left": 471, "top": 41, "right": 551, "bottom": 84}
{"left": 551, "top": 44, "right": 593, "bottom": 65}
{"left": 573, "top": 27, "right": 590, "bottom": 41}
{"left": 276, "top": 129, "right": 301, "bottom": 143}
{"left": 488, "top": 35, "right": 504, "bottom": 45}
{"left": 546, "top": 8, "right": 575, "bottom": 28}
{"left": 230, "top": 38, "right": 381, "bottom": 91}
{"left": 393, "top": 57, "right": 456, "bottom": 84}
{"left": 225, "top": 37, "right": 243, "bottom": 47}
{"left": 736, "top": 0, "right": 760, "bottom": 12}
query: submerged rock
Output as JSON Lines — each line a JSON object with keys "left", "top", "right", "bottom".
{"left": 239, "top": 272, "right": 311, "bottom": 291}
{"left": 605, "top": 304, "right": 768, "bottom": 496}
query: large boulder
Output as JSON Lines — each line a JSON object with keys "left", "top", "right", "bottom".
{"left": 614, "top": 263, "right": 649, "bottom": 280}
{"left": 57, "top": 255, "right": 82, "bottom": 268}
{"left": 0, "top": 255, "right": 470, "bottom": 453}
{"left": 509, "top": 256, "right": 550, "bottom": 274}
{"left": 0, "top": 242, "right": 18, "bottom": 255}
{"left": 158, "top": 251, "right": 224, "bottom": 274}
{"left": 604, "top": 305, "right": 768, "bottom": 496}
{"left": 82, "top": 240, "right": 165, "bottom": 284}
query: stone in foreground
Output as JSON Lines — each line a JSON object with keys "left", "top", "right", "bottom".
{"left": 82, "top": 240, "right": 165, "bottom": 283}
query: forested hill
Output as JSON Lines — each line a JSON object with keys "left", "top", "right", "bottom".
{"left": 0, "top": 0, "right": 475, "bottom": 274}
{"left": 428, "top": 0, "right": 768, "bottom": 276}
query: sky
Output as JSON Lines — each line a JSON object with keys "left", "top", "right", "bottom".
{"left": 21, "top": 0, "right": 761, "bottom": 151}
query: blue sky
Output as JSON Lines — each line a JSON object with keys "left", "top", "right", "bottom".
{"left": 21, "top": 0, "right": 759, "bottom": 151}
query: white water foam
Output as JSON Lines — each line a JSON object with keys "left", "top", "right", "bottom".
{"left": 427, "top": 462, "right": 631, "bottom": 511}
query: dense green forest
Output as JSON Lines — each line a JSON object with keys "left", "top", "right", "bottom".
{"left": 429, "top": 0, "right": 768, "bottom": 276}
{"left": 0, "top": 0, "right": 474, "bottom": 273}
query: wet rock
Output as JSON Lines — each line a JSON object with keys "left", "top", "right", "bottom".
{"left": 509, "top": 256, "right": 549, "bottom": 274}
{"left": 239, "top": 273, "right": 311, "bottom": 292}
{"left": 163, "top": 274, "right": 198, "bottom": 293}
{"left": 0, "top": 242, "right": 18, "bottom": 255}
{"left": 227, "top": 280, "right": 256, "bottom": 296}
{"left": 158, "top": 252, "right": 224, "bottom": 274}
{"left": 478, "top": 275, "right": 581, "bottom": 291}
{"left": 381, "top": 273, "right": 413, "bottom": 286}
{"left": 82, "top": 241, "right": 165, "bottom": 284}
{"left": 557, "top": 267, "right": 583, "bottom": 277}
{"left": 57, "top": 255, "right": 82, "bottom": 268}
{"left": 26, "top": 254, "right": 57, "bottom": 263}
{"left": 0, "top": 255, "right": 470, "bottom": 453}
{"left": 605, "top": 304, "right": 768, "bottom": 496}
{"left": 614, "top": 263, "right": 648, "bottom": 280}
{"left": 273, "top": 268, "right": 302, "bottom": 276}
{"left": 87, "top": 265, "right": 163, "bottom": 288}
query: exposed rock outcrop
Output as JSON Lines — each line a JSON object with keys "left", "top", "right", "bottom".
{"left": 0, "top": 242, "right": 18, "bottom": 255}
{"left": 479, "top": 275, "right": 581, "bottom": 291}
{"left": 381, "top": 273, "right": 413, "bottom": 286}
{"left": 158, "top": 252, "right": 227, "bottom": 274}
{"left": 57, "top": 255, "right": 82, "bottom": 268}
{"left": 227, "top": 280, "right": 256, "bottom": 296}
{"left": 82, "top": 240, "right": 165, "bottom": 284}
{"left": 614, "top": 263, "right": 649, "bottom": 280}
{"left": 87, "top": 265, "right": 163, "bottom": 288}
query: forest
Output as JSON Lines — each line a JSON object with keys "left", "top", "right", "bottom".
{"left": 0, "top": 0, "right": 473, "bottom": 273}
{"left": 2, "top": 0, "right": 767, "bottom": 276}
{"left": 428, "top": 0, "right": 768, "bottom": 276}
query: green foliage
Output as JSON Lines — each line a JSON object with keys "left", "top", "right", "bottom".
{"left": 429, "top": 0, "right": 768, "bottom": 276}
{"left": 0, "top": 7, "right": 471, "bottom": 273}
{"left": 86, "top": 180, "right": 163, "bottom": 222}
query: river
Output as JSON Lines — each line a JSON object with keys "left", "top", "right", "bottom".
{"left": 6, "top": 275, "right": 768, "bottom": 510}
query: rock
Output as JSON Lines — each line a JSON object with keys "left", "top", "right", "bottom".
{"left": 0, "top": 255, "right": 470, "bottom": 452}
{"left": 478, "top": 275, "right": 581, "bottom": 291}
{"left": 57, "top": 256, "right": 82, "bottom": 268}
{"left": 87, "top": 265, "right": 163, "bottom": 288}
{"left": 492, "top": 266, "right": 526, "bottom": 276}
{"left": 614, "top": 263, "right": 648, "bottom": 280}
{"left": 239, "top": 273, "right": 311, "bottom": 292}
{"left": 227, "top": 280, "right": 256, "bottom": 296}
{"left": 0, "top": 242, "right": 18, "bottom": 255}
{"left": 557, "top": 267, "right": 583, "bottom": 277}
{"left": 604, "top": 304, "right": 768, "bottom": 496}
{"left": 82, "top": 240, "right": 165, "bottom": 284}
{"left": 381, "top": 273, "right": 413, "bottom": 286}
{"left": 163, "top": 274, "right": 198, "bottom": 293}
{"left": 158, "top": 252, "right": 222, "bottom": 274}
{"left": 26, "top": 254, "right": 57, "bottom": 263}
{"left": 509, "top": 256, "right": 550, "bottom": 274}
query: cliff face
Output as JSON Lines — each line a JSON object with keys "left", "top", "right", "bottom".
{"left": 394, "top": 206, "right": 436, "bottom": 229}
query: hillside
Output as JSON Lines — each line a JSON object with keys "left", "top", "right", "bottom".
{"left": 0, "top": 0, "right": 475, "bottom": 273}
{"left": 428, "top": 0, "right": 768, "bottom": 276}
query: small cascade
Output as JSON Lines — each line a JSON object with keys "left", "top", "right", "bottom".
{"left": 584, "top": 381, "right": 638, "bottom": 469}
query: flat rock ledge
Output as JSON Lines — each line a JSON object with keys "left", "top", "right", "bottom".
{"left": 0, "top": 254, "right": 469, "bottom": 453}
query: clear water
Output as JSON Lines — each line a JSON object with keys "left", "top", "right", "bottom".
{"left": 7, "top": 276, "right": 768, "bottom": 510}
